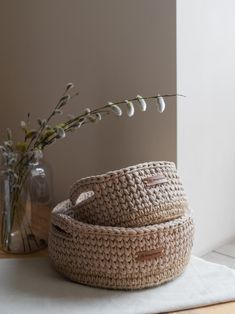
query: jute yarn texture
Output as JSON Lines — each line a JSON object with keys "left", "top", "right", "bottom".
{"left": 69, "top": 161, "right": 188, "bottom": 227}
{"left": 49, "top": 202, "right": 194, "bottom": 290}
{"left": 49, "top": 161, "right": 194, "bottom": 289}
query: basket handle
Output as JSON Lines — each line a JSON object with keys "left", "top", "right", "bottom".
{"left": 69, "top": 178, "right": 94, "bottom": 205}
{"left": 51, "top": 213, "right": 74, "bottom": 238}
{"left": 70, "top": 173, "right": 169, "bottom": 205}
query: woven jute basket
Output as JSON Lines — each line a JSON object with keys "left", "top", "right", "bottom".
{"left": 69, "top": 161, "right": 188, "bottom": 227}
{"left": 48, "top": 199, "right": 194, "bottom": 290}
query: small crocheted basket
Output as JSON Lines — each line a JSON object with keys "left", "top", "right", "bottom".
{"left": 48, "top": 199, "right": 194, "bottom": 290}
{"left": 69, "top": 161, "right": 188, "bottom": 227}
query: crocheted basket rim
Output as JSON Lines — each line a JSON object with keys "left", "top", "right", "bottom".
{"left": 69, "top": 160, "right": 187, "bottom": 228}
{"left": 70, "top": 161, "right": 175, "bottom": 185}
{"left": 51, "top": 199, "right": 192, "bottom": 234}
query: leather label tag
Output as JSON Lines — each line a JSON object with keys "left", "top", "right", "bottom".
{"left": 145, "top": 175, "right": 168, "bottom": 186}
{"left": 136, "top": 248, "right": 164, "bottom": 261}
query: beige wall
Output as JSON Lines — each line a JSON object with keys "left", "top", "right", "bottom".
{"left": 0, "top": 0, "right": 176, "bottom": 203}
{"left": 177, "top": 0, "right": 235, "bottom": 255}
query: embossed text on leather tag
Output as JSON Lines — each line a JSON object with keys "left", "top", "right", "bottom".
{"left": 136, "top": 248, "right": 164, "bottom": 261}
{"left": 145, "top": 175, "right": 168, "bottom": 186}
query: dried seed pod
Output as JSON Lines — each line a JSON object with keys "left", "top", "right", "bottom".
{"left": 66, "top": 82, "right": 74, "bottom": 90}
{"left": 136, "top": 95, "right": 147, "bottom": 111}
{"left": 56, "top": 127, "right": 66, "bottom": 139}
{"left": 110, "top": 104, "right": 122, "bottom": 116}
{"left": 156, "top": 94, "right": 166, "bottom": 113}
{"left": 4, "top": 141, "right": 13, "bottom": 149}
{"left": 58, "top": 95, "right": 71, "bottom": 108}
{"left": 20, "top": 121, "right": 27, "bottom": 130}
{"left": 125, "top": 100, "right": 135, "bottom": 117}
{"left": 76, "top": 122, "right": 83, "bottom": 128}
{"left": 84, "top": 108, "right": 91, "bottom": 114}
{"left": 76, "top": 123, "right": 82, "bottom": 129}
{"left": 95, "top": 112, "right": 102, "bottom": 121}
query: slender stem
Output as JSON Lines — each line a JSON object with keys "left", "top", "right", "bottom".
{"left": 62, "top": 93, "right": 184, "bottom": 129}
{"left": 30, "top": 87, "right": 70, "bottom": 151}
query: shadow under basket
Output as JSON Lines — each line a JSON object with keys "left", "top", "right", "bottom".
{"left": 48, "top": 199, "right": 194, "bottom": 290}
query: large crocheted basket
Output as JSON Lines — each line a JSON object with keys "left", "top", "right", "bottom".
{"left": 49, "top": 202, "right": 194, "bottom": 290}
{"left": 69, "top": 161, "right": 188, "bottom": 227}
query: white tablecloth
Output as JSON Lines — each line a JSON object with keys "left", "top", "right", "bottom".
{"left": 0, "top": 256, "right": 235, "bottom": 314}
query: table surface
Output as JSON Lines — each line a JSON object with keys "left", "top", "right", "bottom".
{"left": 1, "top": 249, "right": 235, "bottom": 314}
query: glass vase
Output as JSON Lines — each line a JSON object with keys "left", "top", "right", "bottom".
{"left": 0, "top": 150, "right": 53, "bottom": 254}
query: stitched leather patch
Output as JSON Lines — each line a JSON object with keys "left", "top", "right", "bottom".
{"left": 145, "top": 175, "right": 168, "bottom": 186}
{"left": 136, "top": 248, "right": 164, "bottom": 261}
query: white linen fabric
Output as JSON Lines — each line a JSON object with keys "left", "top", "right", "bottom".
{"left": 0, "top": 256, "right": 235, "bottom": 314}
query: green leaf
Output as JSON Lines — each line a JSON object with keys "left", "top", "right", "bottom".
{"left": 56, "top": 123, "right": 65, "bottom": 128}
{"left": 16, "top": 141, "right": 27, "bottom": 153}
{"left": 25, "top": 129, "right": 37, "bottom": 140}
{"left": 44, "top": 129, "right": 55, "bottom": 138}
